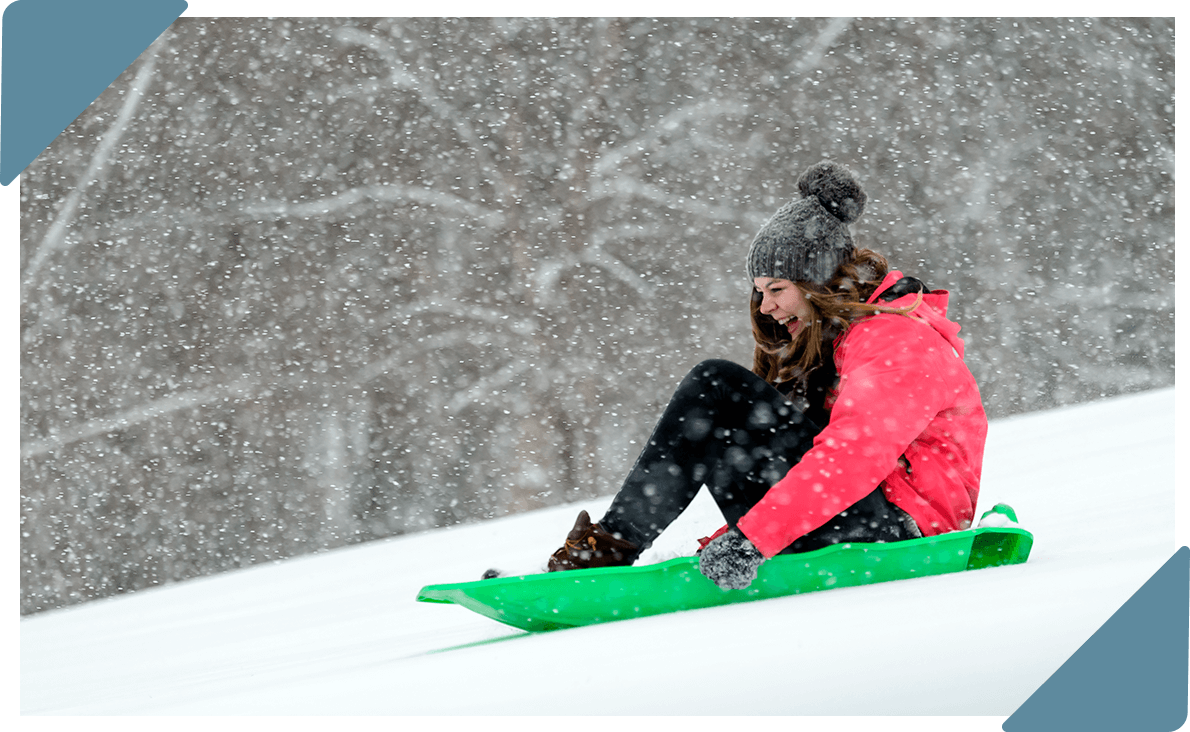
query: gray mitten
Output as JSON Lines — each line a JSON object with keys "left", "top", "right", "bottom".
{"left": 698, "top": 528, "right": 765, "bottom": 590}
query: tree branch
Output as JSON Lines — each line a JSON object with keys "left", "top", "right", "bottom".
{"left": 334, "top": 25, "right": 503, "bottom": 195}
{"left": 239, "top": 183, "right": 505, "bottom": 227}
{"left": 792, "top": 17, "right": 852, "bottom": 75}
{"left": 22, "top": 34, "right": 165, "bottom": 295}
{"left": 21, "top": 377, "right": 256, "bottom": 460}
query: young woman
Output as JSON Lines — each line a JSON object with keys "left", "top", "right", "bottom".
{"left": 546, "top": 160, "right": 987, "bottom": 590}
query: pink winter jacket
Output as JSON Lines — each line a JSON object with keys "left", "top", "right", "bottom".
{"left": 733, "top": 271, "right": 988, "bottom": 558}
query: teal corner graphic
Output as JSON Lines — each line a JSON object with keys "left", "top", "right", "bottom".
{"left": 1, "top": 0, "right": 188, "bottom": 185}
{"left": 1005, "top": 546, "right": 1189, "bottom": 732}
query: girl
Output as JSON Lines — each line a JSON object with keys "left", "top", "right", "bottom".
{"left": 546, "top": 160, "right": 987, "bottom": 590}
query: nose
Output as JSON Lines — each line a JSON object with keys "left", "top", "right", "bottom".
{"left": 759, "top": 293, "right": 776, "bottom": 314}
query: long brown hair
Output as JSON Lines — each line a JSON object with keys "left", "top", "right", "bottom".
{"left": 750, "top": 248, "right": 919, "bottom": 390}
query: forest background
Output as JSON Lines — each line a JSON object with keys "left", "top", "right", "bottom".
{"left": 19, "top": 17, "right": 1174, "bottom": 614}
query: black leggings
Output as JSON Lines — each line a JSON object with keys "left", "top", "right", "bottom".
{"left": 600, "top": 359, "right": 915, "bottom": 560}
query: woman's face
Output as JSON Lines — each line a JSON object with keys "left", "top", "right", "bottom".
{"left": 754, "top": 277, "right": 812, "bottom": 337}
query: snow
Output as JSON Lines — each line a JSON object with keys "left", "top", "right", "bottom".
{"left": 20, "top": 387, "right": 1176, "bottom": 723}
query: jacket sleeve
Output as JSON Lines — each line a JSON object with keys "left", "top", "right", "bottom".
{"left": 735, "top": 314, "right": 956, "bottom": 558}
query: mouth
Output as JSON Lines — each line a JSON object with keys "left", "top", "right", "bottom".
{"left": 777, "top": 315, "right": 798, "bottom": 326}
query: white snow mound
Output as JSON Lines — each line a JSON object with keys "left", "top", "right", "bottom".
{"left": 21, "top": 388, "right": 1176, "bottom": 719}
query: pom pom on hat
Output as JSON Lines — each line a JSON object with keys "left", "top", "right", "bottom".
{"left": 796, "top": 160, "right": 866, "bottom": 225}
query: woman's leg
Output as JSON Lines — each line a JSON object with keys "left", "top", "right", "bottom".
{"left": 779, "top": 487, "right": 920, "bottom": 554}
{"left": 597, "top": 358, "right": 921, "bottom": 561}
{"left": 599, "top": 359, "right": 820, "bottom": 555}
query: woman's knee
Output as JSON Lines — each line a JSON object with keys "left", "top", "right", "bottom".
{"left": 684, "top": 358, "right": 754, "bottom": 385}
{"left": 677, "top": 359, "right": 747, "bottom": 399}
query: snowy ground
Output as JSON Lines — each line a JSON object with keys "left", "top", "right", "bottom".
{"left": 20, "top": 388, "right": 1178, "bottom": 725}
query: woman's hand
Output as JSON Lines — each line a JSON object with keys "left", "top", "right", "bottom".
{"left": 698, "top": 528, "right": 766, "bottom": 590}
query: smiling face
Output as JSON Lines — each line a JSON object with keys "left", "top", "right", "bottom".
{"left": 753, "top": 277, "right": 812, "bottom": 336}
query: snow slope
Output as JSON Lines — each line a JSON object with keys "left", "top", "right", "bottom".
{"left": 20, "top": 388, "right": 1177, "bottom": 722}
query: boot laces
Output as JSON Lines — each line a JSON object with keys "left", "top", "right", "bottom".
{"left": 563, "top": 536, "right": 599, "bottom": 553}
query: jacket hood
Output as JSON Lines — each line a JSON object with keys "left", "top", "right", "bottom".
{"left": 867, "top": 270, "right": 966, "bottom": 359}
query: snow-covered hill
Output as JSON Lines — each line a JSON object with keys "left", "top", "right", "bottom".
{"left": 21, "top": 388, "right": 1176, "bottom": 722}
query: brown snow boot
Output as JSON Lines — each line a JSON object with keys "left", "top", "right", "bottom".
{"left": 547, "top": 510, "right": 639, "bottom": 572}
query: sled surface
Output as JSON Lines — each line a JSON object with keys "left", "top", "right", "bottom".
{"left": 416, "top": 506, "right": 1033, "bottom": 632}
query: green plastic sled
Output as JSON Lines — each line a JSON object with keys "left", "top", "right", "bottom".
{"left": 417, "top": 503, "right": 1033, "bottom": 632}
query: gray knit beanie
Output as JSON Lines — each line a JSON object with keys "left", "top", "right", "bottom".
{"left": 746, "top": 161, "right": 867, "bottom": 286}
